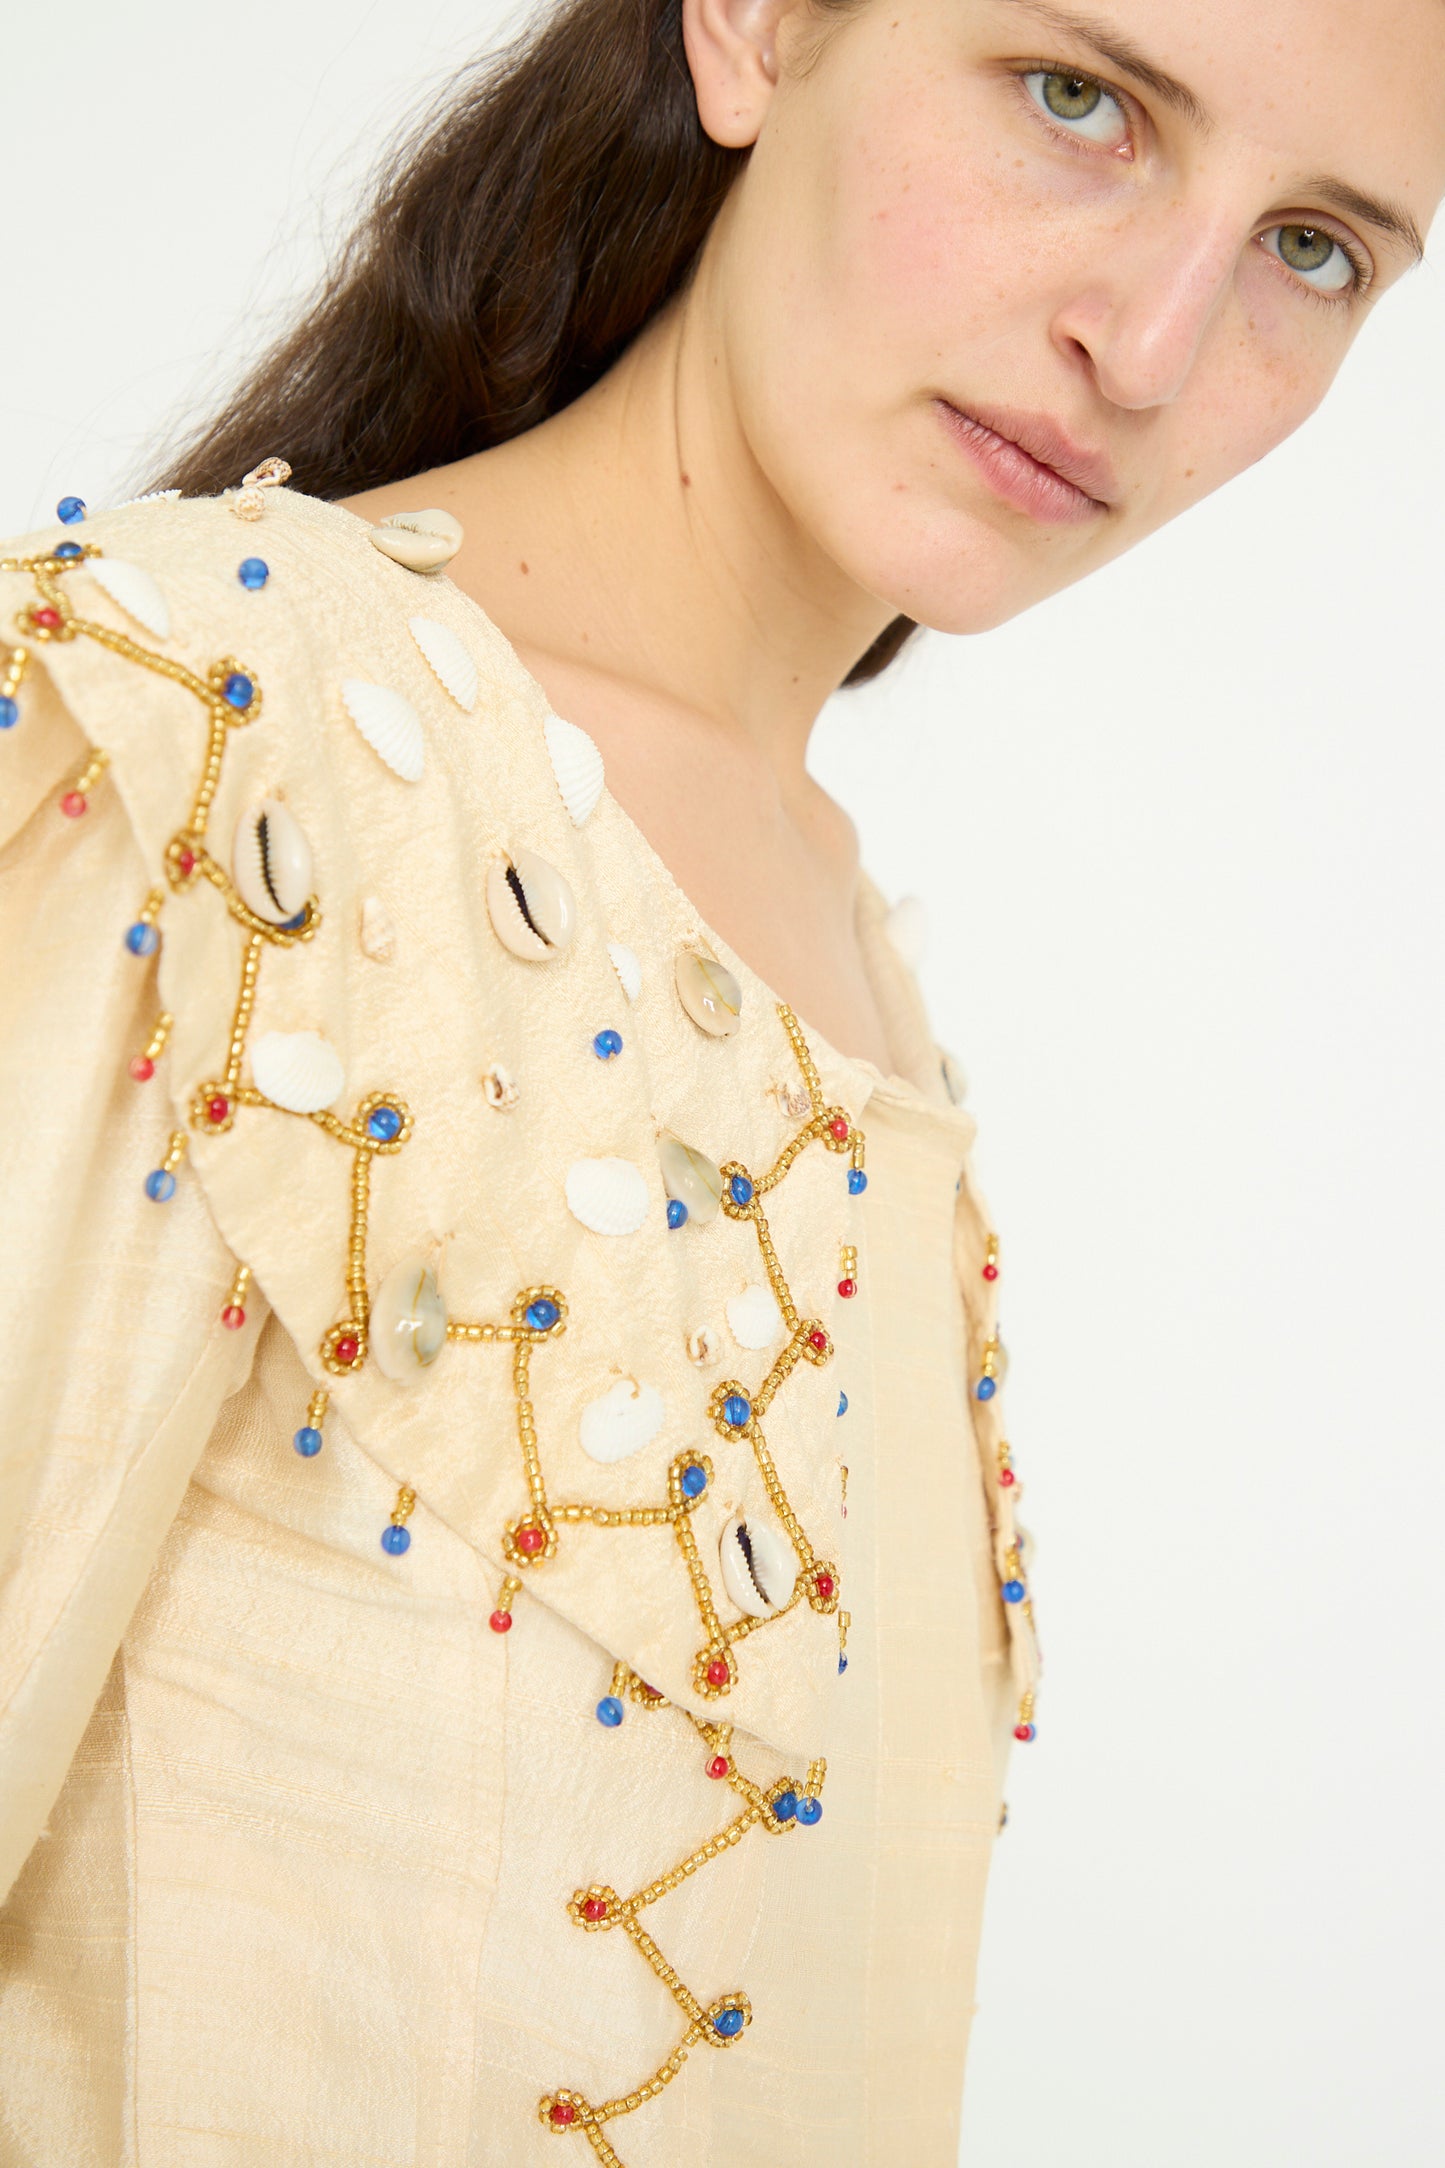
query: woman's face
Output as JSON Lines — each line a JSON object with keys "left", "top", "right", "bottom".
{"left": 706, "top": 0, "right": 1445, "bottom": 634}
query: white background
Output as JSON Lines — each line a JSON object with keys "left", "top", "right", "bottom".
{"left": 5, "top": 8, "right": 1443, "bottom": 2163}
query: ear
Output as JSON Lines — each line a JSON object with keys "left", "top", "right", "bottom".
{"left": 681, "top": 0, "right": 806, "bottom": 149}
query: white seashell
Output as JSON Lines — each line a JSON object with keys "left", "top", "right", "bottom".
{"left": 719, "top": 1514, "right": 793, "bottom": 1619}
{"left": 369, "top": 508, "right": 463, "bottom": 574}
{"left": 359, "top": 896, "right": 396, "bottom": 962}
{"left": 939, "top": 1046, "right": 969, "bottom": 1106}
{"left": 408, "top": 616, "right": 477, "bottom": 710}
{"left": 544, "top": 714, "right": 605, "bottom": 825}
{"left": 675, "top": 948, "right": 741, "bottom": 1038}
{"left": 85, "top": 558, "right": 171, "bottom": 639}
{"left": 775, "top": 1081, "right": 814, "bottom": 1119}
{"left": 607, "top": 940, "right": 642, "bottom": 1002}
{"left": 659, "top": 1134, "right": 723, "bottom": 1227}
{"left": 341, "top": 679, "right": 425, "bottom": 783}
{"left": 726, "top": 1283, "right": 783, "bottom": 1351}
{"left": 565, "top": 1156, "right": 650, "bottom": 1236}
{"left": 232, "top": 798, "right": 313, "bottom": 925}
{"left": 686, "top": 1328, "right": 720, "bottom": 1367}
{"left": 481, "top": 1063, "right": 518, "bottom": 1110}
{"left": 112, "top": 487, "right": 182, "bottom": 508}
{"left": 885, "top": 893, "right": 929, "bottom": 970}
{"left": 579, "top": 1378, "right": 666, "bottom": 1464}
{"left": 370, "top": 1256, "right": 449, "bottom": 1383}
{"left": 486, "top": 848, "right": 576, "bottom": 960}
{"left": 251, "top": 1029, "right": 345, "bottom": 1114}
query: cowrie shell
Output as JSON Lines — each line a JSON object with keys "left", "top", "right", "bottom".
{"left": 719, "top": 1514, "right": 792, "bottom": 1618}
{"left": 233, "top": 798, "right": 312, "bottom": 925}
{"left": 369, "top": 508, "right": 463, "bottom": 573}
{"left": 659, "top": 1134, "right": 723, "bottom": 1226}
{"left": 675, "top": 948, "right": 741, "bottom": 1038}
{"left": 370, "top": 1257, "right": 448, "bottom": 1384}
{"left": 486, "top": 848, "right": 576, "bottom": 960}
{"left": 579, "top": 1378, "right": 665, "bottom": 1464}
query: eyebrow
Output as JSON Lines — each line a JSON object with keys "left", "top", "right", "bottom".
{"left": 998, "top": 1, "right": 1427, "bottom": 266}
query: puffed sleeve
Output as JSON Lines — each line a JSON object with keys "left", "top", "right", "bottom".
{"left": 0, "top": 530, "right": 264, "bottom": 1901}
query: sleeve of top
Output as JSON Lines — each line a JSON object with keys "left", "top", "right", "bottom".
{"left": 0, "top": 611, "right": 261, "bottom": 1905}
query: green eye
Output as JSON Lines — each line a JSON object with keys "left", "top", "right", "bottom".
{"left": 1261, "top": 222, "right": 1358, "bottom": 293}
{"left": 1041, "top": 72, "right": 1103, "bottom": 122}
{"left": 1278, "top": 226, "right": 1333, "bottom": 273}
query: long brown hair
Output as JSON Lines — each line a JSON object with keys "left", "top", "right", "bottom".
{"left": 159, "top": 0, "right": 914, "bottom": 685}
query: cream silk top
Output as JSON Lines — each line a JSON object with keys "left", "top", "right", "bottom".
{"left": 0, "top": 486, "right": 1040, "bottom": 2167}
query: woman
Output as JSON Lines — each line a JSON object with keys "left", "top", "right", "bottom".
{"left": 1, "top": 0, "right": 1439, "bottom": 2161}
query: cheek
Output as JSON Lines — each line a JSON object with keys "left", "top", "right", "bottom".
{"left": 1160, "top": 303, "right": 1341, "bottom": 520}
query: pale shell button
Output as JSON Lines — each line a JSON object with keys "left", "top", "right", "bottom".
{"left": 368, "top": 508, "right": 464, "bottom": 573}
{"left": 486, "top": 848, "right": 577, "bottom": 960}
{"left": 370, "top": 1257, "right": 449, "bottom": 1383}
{"left": 725, "top": 1283, "right": 783, "bottom": 1350}
{"left": 675, "top": 948, "right": 741, "bottom": 1038}
{"left": 232, "top": 797, "right": 313, "bottom": 925}
{"left": 565, "top": 1156, "right": 650, "bottom": 1236}
{"left": 719, "top": 1513, "right": 792, "bottom": 1618}
{"left": 659, "top": 1134, "right": 723, "bottom": 1227}
{"left": 579, "top": 1378, "right": 666, "bottom": 1464}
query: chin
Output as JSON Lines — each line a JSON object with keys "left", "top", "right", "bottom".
{"left": 854, "top": 527, "right": 1060, "bottom": 639}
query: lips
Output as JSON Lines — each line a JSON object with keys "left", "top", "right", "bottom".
{"left": 937, "top": 398, "right": 1119, "bottom": 518}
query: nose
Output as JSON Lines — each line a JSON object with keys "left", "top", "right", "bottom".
{"left": 1050, "top": 201, "right": 1241, "bottom": 411}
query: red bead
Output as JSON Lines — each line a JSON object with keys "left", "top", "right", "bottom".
{"left": 705, "top": 1657, "right": 730, "bottom": 1688}
{"left": 828, "top": 1117, "right": 849, "bottom": 1141}
{"left": 808, "top": 1328, "right": 828, "bottom": 1352}
{"left": 31, "top": 607, "right": 61, "bottom": 631}
{"left": 488, "top": 1608, "right": 513, "bottom": 1634}
{"left": 207, "top": 1095, "right": 229, "bottom": 1124}
{"left": 837, "top": 1277, "right": 856, "bottom": 1299}
{"left": 129, "top": 1055, "right": 155, "bottom": 1082}
{"left": 516, "top": 1525, "right": 545, "bottom": 1556}
{"left": 982, "top": 1262, "right": 999, "bottom": 1281}
{"left": 549, "top": 2102, "right": 577, "bottom": 2127}
{"left": 221, "top": 1305, "right": 246, "bottom": 1331}
{"left": 707, "top": 1754, "right": 730, "bottom": 1779}
{"left": 998, "top": 1467, "right": 1016, "bottom": 1487}
{"left": 177, "top": 848, "right": 196, "bottom": 877}
{"left": 59, "top": 791, "right": 87, "bottom": 818}
{"left": 581, "top": 1898, "right": 608, "bottom": 1922}
{"left": 815, "top": 1572, "right": 835, "bottom": 1599}
{"left": 334, "top": 1334, "right": 360, "bottom": 1365}
{"left": 1014, "top": 1722, "right": 1036, "bottom": 1743}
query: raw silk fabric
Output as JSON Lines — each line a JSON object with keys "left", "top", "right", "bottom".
{"left": 0, "top": 491, "right": 1027, "bottom": 2165}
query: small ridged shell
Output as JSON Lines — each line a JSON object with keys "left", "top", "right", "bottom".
{"left": 565, "top": 1156, "right": 650, "bottom": 1236}
{"left": 607, "top": 941, "right": 642, "bottom": 1002}
{"left": 86, "top": 557, "right": 171, "bottom": 639}
{"left": 370, "top": 1257, "right": 448, "bottom": 1384}
{"left": 544, "top": 714, "right": 605, "bottom": 825}
{"left": 726, "top": 1283, "right": 783, "bottom": 1351}
{"left": 686, "top": 1327, "right": 720, "bottom": 1367}
{"left": 408, "top": 616, "right": 477, "bottom": 710}
{"left": 579, "top": 1378, "right": 665, "bottom": 1464}
{"left": 939, "top": 1047, "right": 969, "bottom": 1105}
{"left": 486, "top": 848, "right": 576, "bottom": 960}
{"left": 232, "top": 797, "right": 313, "bottom": 925}
{"left": 369, "top": 508, "right": 464, "bottom": 573}
{"left": 251, "top": 1029, "right": 344, "bottom": 1113}
{"left": 113, "top": 487, "right": 182, "bottom": 508}
{"left": 341, "top": 679, "right": 425, "bottom": 783}
{"left": 719, "top": 1514, "right": 792, "bottom": 1618}
{"left": 885, "top": 894, "right": 928, "bottom": 969}
{"left": 675, "top": 948, "right": 741, "bottom": 1038}
{"left": 659, "top": 1134, "right": 723, "bottom": 1226}
{"left": 359, "top": 896, "right": 396, "bottom": 962}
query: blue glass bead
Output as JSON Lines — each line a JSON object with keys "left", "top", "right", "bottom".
{"left": 836, "top": 1391, "right": 848, "bottom": 1417}
{"left": 293, "top": 1426, "right": 323, "bottom": 1458}
{"left": 366, "top": 1105, "right": 402, "bottom": 1143}
{"left": 596, "top": 1696, "right": 624, "bottom": 1728}
{"left": 237, "top": 557, "right": 270, "bottom": 590}
{"left": 280, "top": 909, "right": 309, "bottom": 932}
{"left": 796, "top": 1796, "right": 823, "bottom": 1826}
{"left": 847, "top": 1168, "right": 868, "bottom": 1196}
{"left": 124, "top": 921, "right": 159, "bottom": 957}
{"left": 381, "top": 1523, "right": 412, "bottom": 1556}
{"left": 526, "top": 1297, "right": 560, "bottom": 1331}
{"left": 975, "top": 1376, "right": 997, "bottom": 1402}
{"left": 144, "top": 1168, "right": 176, "bottom": 1202}
{"left": 222, "top": 671, "right": 254, "bottom": 710}
{"left": 0, "top": 696, "right": 17, "bottom": 730}
{"left": 729, "top": 1174, "right": 753, "bottom": 1207}
{"left": 838, "top": 1654, "right": 849, "bottom": 1674}
{"left": 1001, "top": 1579, "right": 1026, "bottom": 1603}
{"left": 722, "top": 1393, "right": 750, "bottom": 1429}
{"left": 713, "top": 2008, "right": 745, "bottom": 2040}
{"left": 772, "top": 1790, "right": 798, "bottom": 1824}
{"left": 53, "top": 540, "right": 82, "bottom": 562}
{"left": 681, "top": 1462, "right": 707, "bottom": 1499}
{"left": 56, "top": 496, "right": 86, "bottom": 525}
{"left": 592, "top": 1028, "right": 623, "bottom": 1059}
{"left": 667, "top": 1198, "right": 688, "bottom": 1229}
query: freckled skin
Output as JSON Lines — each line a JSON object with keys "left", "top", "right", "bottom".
{"left": 350, "top": 0, "right": 1445, "bottom": 1066}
